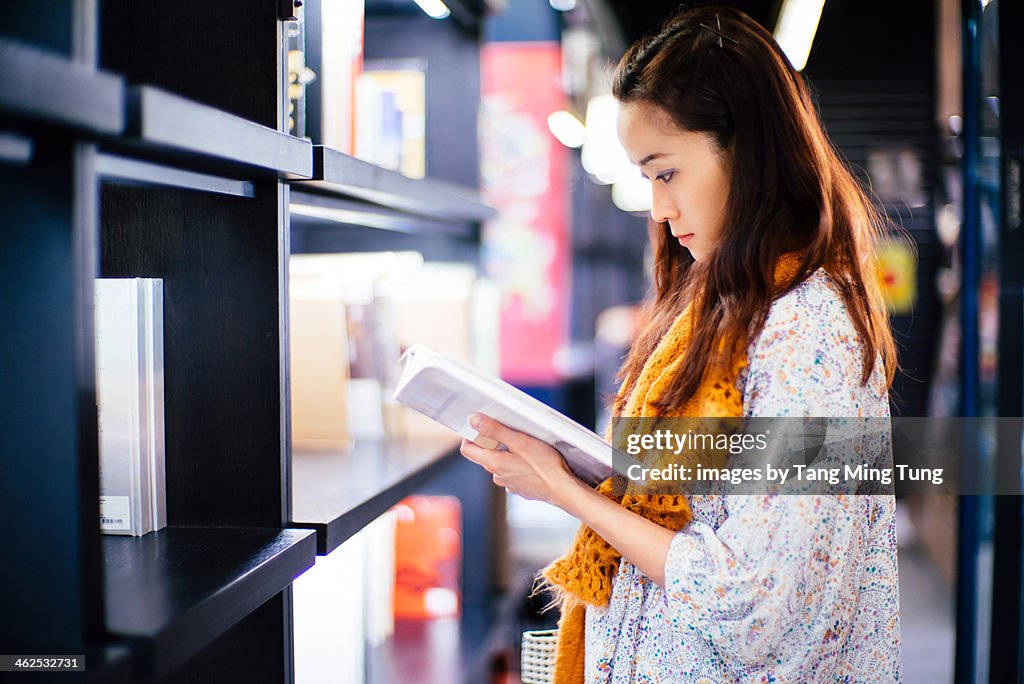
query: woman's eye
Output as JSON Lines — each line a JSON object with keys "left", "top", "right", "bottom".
{"left": 655, "top": 171, "right": 675, "bottom": 184}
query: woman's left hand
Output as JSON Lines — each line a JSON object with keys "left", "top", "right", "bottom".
{"left": 463, "top": 414, "right": 677, "bottom": 589}
{"left": 459, "top": 413, "right": 583, "bottom": 507}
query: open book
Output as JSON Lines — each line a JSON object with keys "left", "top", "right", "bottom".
{"left": 393, "top": 344, "right": 639, "bottom": 487}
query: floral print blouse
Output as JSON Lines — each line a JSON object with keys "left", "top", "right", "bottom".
{"left": 584, "top": 269, "right": 902, "bottom": 682}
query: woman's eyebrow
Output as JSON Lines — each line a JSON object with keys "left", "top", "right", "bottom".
{"left": 638, "top": 152, "right": 669, "bottom": 166}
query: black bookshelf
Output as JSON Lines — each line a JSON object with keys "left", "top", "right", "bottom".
{"left": 104, "top": 528, "right": 315, "bottom": 680}
{"left": 292, "top": 438, "right": 461, "bottom": 555}
{"left": 95, "top": 153, "right": 255, "bottom": 198}
{"left": 297, "top": 146, "right": 494, "bottom": 223}
{"left": 2, "top": 2, "right": 501, "bottom": 681}
{"left": 0, "top": 37, "right": 123, "bottom": 135}
{"left": 291, "top": 189, "right": 481, "bottom": 240}
{"left": 115, "top": 86, "right": 312, "bottom": 180}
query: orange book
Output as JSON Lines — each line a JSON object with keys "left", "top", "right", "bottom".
{"left": 392, "top": 495, "right": 462, "bottom": 619}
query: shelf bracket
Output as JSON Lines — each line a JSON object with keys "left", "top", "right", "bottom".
{"left": 278, "top": 0, "right": 301, "bottom": 21}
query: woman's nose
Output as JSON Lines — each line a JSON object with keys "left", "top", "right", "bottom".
{"left": 650, "top": 186, "right": 680, "bottom": 224}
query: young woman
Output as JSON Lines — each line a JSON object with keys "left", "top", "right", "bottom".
{"left": 460, "top": 5, "right": 901, "bottom": 682}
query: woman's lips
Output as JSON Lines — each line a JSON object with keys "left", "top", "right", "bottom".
{"left": 675, "top": 233, "right": 695, "bottom": 245}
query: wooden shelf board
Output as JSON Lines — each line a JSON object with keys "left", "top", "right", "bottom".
{"left": 290, "top": 190, "right": 479, "bottom": 240}
{"left": 0, "top": 38, "right": 123, "bottom": 135}
{"left": 291, "top": 436, "right": 461, "bottom": 555}
{"left": 121, "top": 86, "right": 313, "bottom": 179}
{"left": 291, "top": 146, "right": 495, "bottom": 224}
{"left": 95, "top": 152, "right": 255, "bottom": 197}
{"left": 0, "top": 131, "right": 33, "bottom": 164}
{"left": 103, "top": 526, "right": 316, "bottom": 680}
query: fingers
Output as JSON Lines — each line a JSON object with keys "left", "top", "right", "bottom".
{"left": 493, "top": 473, "right": 518, "bottom": 497}
{"left": 460, "top": 438, "right": 497, "bottom": 470}
{"left": 461, "top": 439, "right": 511, "bottom": 491}
{"left": 470, "top": 413, "right": 528, "bottom": 451}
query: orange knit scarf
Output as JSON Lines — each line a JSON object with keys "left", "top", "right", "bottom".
{"left": 538, "top": 253, "right": 805, "bottom": 684}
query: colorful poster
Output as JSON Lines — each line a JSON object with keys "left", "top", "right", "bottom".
{"left": 480, "top": 43, "right": 570, "bottom": 384}
{"left": 875, "top": 237, "right": 917, "bottom": 315}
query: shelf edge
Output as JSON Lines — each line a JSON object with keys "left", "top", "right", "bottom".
{"left": 290, "top": 191, "right": 479, "bottom": 240}
{"left": 104, "top": 527, "right": 316, "bottom": 680}
{"left": 291, "top": 146, "right": 495, "bottom": 224}
{"left": 292, "top": 442, "right": 461, "bottom": 556}
{"left": 96, "top": 152, "right": 256, "bottom": 197}
{"left": 124, "top": 86, "right": 313, "bottom": 179}
{"left": 0, "top": 37, "right": 124, "bottom": 135}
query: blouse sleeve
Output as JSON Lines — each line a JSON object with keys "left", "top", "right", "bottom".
{"left": 660, "top": 279, "right": 874, "bottom": 667}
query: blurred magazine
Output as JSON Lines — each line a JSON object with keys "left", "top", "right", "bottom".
{"left": 394, "top": 344, "right": 639, "bottom": 487}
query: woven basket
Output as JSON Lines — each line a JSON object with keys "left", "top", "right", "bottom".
{"left": 521, "top": 628, "right": 559, "bottom": 684}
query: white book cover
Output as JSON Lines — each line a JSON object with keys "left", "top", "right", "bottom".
{"left": 363, "top": 509, "right": 396, "bottom": 648}
{"left": 95, "top": 278, "right": 166, "bottom": 536}
{"left": 393, "top": 344, "right": 640, "bottom": 487}
{"left": 143, "top": 279, "right": 166, "bottom": 532}
{"left": 294, "top": 528, "right": 368, "bottom": 684}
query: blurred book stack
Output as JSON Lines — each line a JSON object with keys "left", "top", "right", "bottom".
{"left": 355, "top": 61, "right": 426, "bottom": 178}
{"left": 293, "top": 509, "right": 398, "bottom": 684}
{"left": 289, "top": 267, "right": 353, "bottom": 450}
{"left": 319, "top": 0, "right": 365, "bottom": 152}
{"left": 289, "top": 251, "right": 499, "bottom": 449}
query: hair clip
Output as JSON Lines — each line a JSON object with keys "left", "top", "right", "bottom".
{"left": 699, "top": 13, "right": 739, "bottom": 48}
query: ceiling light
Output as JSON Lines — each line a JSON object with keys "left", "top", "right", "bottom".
{"left": 773, "top": 0, "right": 826, "bottom": 71}
{"left": 581, "top": 95, "right": 631, "bottom": 184}
{"left": 611, "top": 168, "right": 652, "bottom": 213}
{"left": 413, "top": 0, "right": 451, "bottom": 20}
{"left": 547, "top": 110, "right": 586, "bottom": 148}
{"left": 550, "top": 0, "right": 577, "bottom": 11}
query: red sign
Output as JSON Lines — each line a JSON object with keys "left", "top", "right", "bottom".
{"left": 480, "top": 43, "right": 571, "bottom": 384}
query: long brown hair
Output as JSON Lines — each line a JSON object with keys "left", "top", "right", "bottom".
{"left": 612, "top": 4, "right": 899, "bottom": 414}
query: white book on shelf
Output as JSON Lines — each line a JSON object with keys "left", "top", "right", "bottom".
{"left": 95, "top": 278, "right": 166, "bottom": 536}
{"left": 293, "top": 525, "right": 369, "bottom": 684}
{"left": 363, "top": 509, "right": 396, "bottom": 648}
{"left": 344, "top": 285, "right": 386, "bottom": 439}
{"left": 393, "top": 344, "right": 639, "bottom": 487}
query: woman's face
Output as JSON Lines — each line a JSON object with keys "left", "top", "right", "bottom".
{"left": 617, "top": 102, "right": 731, "bottom": 262}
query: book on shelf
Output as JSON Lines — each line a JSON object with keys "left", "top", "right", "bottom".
{"left": 381, "top": 261, "right": 498, "bottom": 371}
{"left": 94, "top": 278, "right": 166, "bottom": 536}
{"left": 289, "top": 271, "right": 352, "bottom": 450}
{"left": 289, "top": 253, "right": 501, "bottom": 446}
{"left": 378, "top": 261, "right": 500, "bottom": 440}
{"left": 393, "top": 344, "right": 639, "bottom": 488}
{"left": 363, "top": 509, "right": 398, "bottom": 645}
{"left": 393, "top": 495, "right": 461, "bottom": 620}
{"left": 319, "top": 0, "right": 364, "bottom": 153}
{"left": 294, "top": 509, "right": 397, "bottom": 684}
{"left": 344, "top": 284, "right": 387, "bottom": 440}
{"left": 355, "top": 59, "right": 426, "bottom": 178}
{"left": 290, "top": 252, "right": 416, "bottom": 443}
